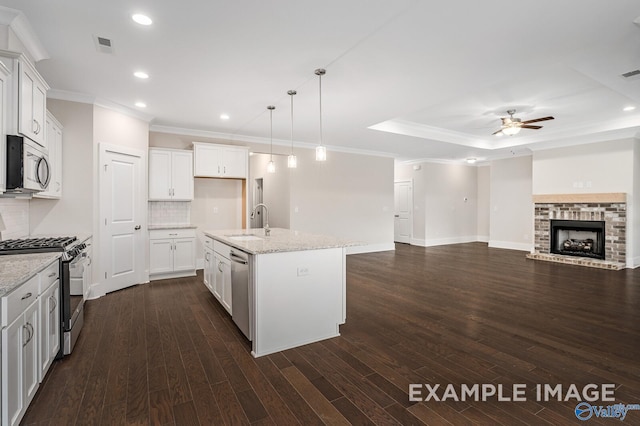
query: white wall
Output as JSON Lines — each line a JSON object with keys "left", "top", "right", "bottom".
{"left": 30, "top": 100, "right": 94, "bottom": 236}
{"left": 0, "top": 199, "right": 29, "bottom": 239}
{"left": 634, "top": 139, "right": 640, "bottom": 268}
{"left": 395, "top": 162, "right": 478, "bottom": 246}
{"left": 477, "top": 165, "right": 490, "bottom": 242}
{"left": 249, "top": 153, "right": 290, "bottom": 229}
{"left": 532, "top": 138, "right": 636, "bottom": 266}
{"left": 289, "top": 148, "right": 395, "bottom": 253}
{"left": 489, "top": 156, "right": 533, "bottom": 251}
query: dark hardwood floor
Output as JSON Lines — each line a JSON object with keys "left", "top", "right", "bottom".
{"left": 23, "top": 243, "right": 640, "bottom": 425}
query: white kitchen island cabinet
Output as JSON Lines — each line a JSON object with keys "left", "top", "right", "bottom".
{"left": 203, "top": 228, "right": 354, "bottom": 357}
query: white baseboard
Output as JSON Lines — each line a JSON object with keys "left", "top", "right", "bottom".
{"left": 627, "top": 256, "right": 640, "bottom": 269}
{"left": 196, "top": 258, "right": 204, "bottom": 270}
{"left": 476, "top": 235, "right": 489, "bottom": 243}
{"left": 489, "top": 240, "right": 534, "bottom": 252}
{"left": 410, "top": 238, "right": 426, "bottom": 247}
{"left": 423, "top": 235, "right": 479, "bottom": 247}
{"left": 346, "top": 242, "right": 395, "bottom": 255}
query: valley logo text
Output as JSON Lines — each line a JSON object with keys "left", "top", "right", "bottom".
{"left": 408, "top": 383, "right": 616, "bottom": 403}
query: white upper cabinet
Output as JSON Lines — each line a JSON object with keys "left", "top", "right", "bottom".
{"left": 34, "top": 112, "right": 63, "bottom": 199}
{"left": 193, "top": 142, "right": 248, "bottom": 179}
{"left": 149, "top": 148, "right": 194, "bottom": 201}
{"left": 0, "top": 62, "right": 9, "bottom": 193}
{"left": 18, "top": 58, "right": 48, "bottom": 147}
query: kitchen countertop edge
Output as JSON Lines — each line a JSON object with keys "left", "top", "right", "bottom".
{"left": 203, "top": 228, "right": 360, "bottom": 255}
{"left": 0, "top": 253, "right": 62, "bottom": 297}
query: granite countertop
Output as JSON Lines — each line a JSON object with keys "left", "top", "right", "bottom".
{"left": 204, "top": 228, "right": 359, "bottom": 255}
{"left": 0, "top": 253, "right": 61, "bottom": 297}
{"left": 148, "top": 224, "right": 197, "bottom": 230}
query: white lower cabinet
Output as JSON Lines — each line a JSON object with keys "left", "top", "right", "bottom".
{"left": 38, "top": 280, "right": 60, "bottom": 381}
{"left": 149, "top": 228, "right": 196, "bottom": 280}
{"left": 2, "top": 278, "right": 40, "bottom": 426}
{"left": 203, "top": 237, "right": 232, "bottom": 315}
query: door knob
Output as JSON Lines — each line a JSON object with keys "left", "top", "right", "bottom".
{"left": 134, "top": 225, "right": 141, "bottom": 230}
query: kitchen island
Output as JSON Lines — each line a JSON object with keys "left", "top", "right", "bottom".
{"left": 203, "top": 228, "right": 355, "bottom": 357}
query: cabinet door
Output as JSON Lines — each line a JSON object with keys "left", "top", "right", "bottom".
{"left": 149, "top": 239, "right": 174, "bottom": 274}
{"left": 194, "top": 144, "right": 222, "bottom": 177}
{"left": 222, "top": 148, "right": 247, "bottom": 178}
{"left": 23, "top": 300, "right": 39, "bottom": 407}
{"left": 83, "top": 242, "right": 93, "bottom": 299}
{"left": 173, "top": 238, "right": 196, "bottom": 271}
{"left": 40, "top": 280, "right": 60, "bottom": 380}
{"left": 213, "top": 253, "right": 223, "bottom": 301}
{"left": 34, "top": 117, "right": 62, "bottom": 199}
{"left": 2, "top": 314, "right": 24, "bottom": 426}
{"left": 221, "top": 256, "right": 232, "bottom": 314}
{"left": 171, "top": 151, "right": 194, "bottom": 200}
{"left": 149, "top": 150, "right": 172, "bottom": 200}
{"left": 18, "top": 63, "right": 46, "bottom": 147}
{"left": 203, "top": 249, "right": 212, "bottom": 291}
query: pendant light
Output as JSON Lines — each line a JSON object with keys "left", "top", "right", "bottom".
{"left": 315, "top": 68, "right": 327, "bottom": 161}
{"left": 287, "top": 90, "right": 298, "bottom": 168}
{"left": 267, "top": 105, "right": 276, "bottom": 173}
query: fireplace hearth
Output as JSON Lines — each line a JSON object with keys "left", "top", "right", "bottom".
{"left": 550, "top": 220, "right": 605, "bottom": 260}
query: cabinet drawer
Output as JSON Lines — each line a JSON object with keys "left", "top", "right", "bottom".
{"left": 204, "top": 236, "right": 213, "bottom": 250}
{"left": 213, "top": 240, "right": 232, "bottom": 259}
{"left": 39, "top": 261, "right": 59, "bottom": 293}
{"left": 2, "top": 274, "right": 39, "bottom": 327}
{"left": 149, "top": 228, "right": 196, "bottom": 240}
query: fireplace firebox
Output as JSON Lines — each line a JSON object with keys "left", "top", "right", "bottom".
{"left": 550, "top": 220, "right": 605, "bottom": 260}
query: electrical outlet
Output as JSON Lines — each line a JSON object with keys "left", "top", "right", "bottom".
{"left": 213, "top": 207, "right": 219, "bottom": 214}
{"left": 297, "top": 266, "right": 309, "bottom": 276}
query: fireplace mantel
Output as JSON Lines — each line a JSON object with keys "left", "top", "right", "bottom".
{"left": 532, "top": 193, "right": 626, "bottom": 204}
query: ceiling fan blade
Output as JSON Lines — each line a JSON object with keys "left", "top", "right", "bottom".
{"left": 492, "top": 129, "right": 503, "bottom": 135}
{"left": 521, "top": 125, "right": 542, "bottom": 130}
{"left": 522, "top": 116, "right": 554, "bottom": 124}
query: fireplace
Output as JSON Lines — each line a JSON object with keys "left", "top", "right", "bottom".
{"left": 550, "top": 220, "right": 605, "bottom": 260}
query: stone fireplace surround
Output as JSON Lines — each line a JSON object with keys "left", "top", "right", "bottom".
{"left": 527, "top": 193, "right": 626, "bottom": 270}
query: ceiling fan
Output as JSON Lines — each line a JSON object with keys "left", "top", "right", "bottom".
{"left": 492, "top": 109, "right": 554, "bottom": 136}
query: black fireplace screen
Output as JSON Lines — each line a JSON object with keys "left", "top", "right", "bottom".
{"left": 550, "top": 220, "right": 605, "bottom": 260}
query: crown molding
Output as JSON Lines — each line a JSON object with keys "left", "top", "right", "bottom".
{"left": 150, "top": 124, "right": 396, "bottom": 158}
{"left": 0, "top": 6, "right": 49, "bottom": 62}
{"left": 48, "top": 89, "right": 155, "bottom": 122}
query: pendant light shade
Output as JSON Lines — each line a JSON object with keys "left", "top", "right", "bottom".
{"left": 267, "top": 105, "right": 276, "bottom": 173}
{"left": 315, "top": 68, "right": 327, "bottom": 162}
{"left": 287, "top": 90, "right": 297, "bottom": 168}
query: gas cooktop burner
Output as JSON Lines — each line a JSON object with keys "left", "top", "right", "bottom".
{"left": 0, "top": 236, "right": 78, "bottom": 254}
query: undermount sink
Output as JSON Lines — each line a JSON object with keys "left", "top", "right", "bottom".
{"left": 227, "top": 235, "right": 263, "bottom": 241}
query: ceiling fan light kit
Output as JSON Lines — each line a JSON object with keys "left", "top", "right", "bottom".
{"left": 493, "top": 109, "right": 554, "bottom": 136}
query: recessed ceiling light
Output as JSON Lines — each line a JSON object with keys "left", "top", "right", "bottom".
{"left": 220, "top": 114, "right": 230, "bottom": 120}
{"left": 132, "top": 14, "right": 152, "bottom": 26}
{"left": 135, "top": 102, "right": 147, "bottom": 108}
{"left": 466, "top": 158, "right": 477, "bottom": 164}
{"left": 623, "top": 106, "right": 636, "bottom": 112}
{"left": 134, "top": 71, "right": 149, "bottom": 79}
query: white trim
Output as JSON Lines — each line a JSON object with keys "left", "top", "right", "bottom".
{"left": 196, "top": 258, "right": 204, "bottom": 270}
{"left": 488, "top": 240, "right": 534, "bottom": 252}
{"left": 151, "top": 124, "right": 396, "bottom": 158}
{"left": 0, "top": 6, "right": 49, "bottom": 61}
{"left": 47, "top": 89, "right": 155, "bottom": 122}
{"left": 410, "top": 238, "right": 426, "bottom": 247}
{"left": 476, "top": 235, "right": 489, "bottom": 243}
{"left": 423, "top": 235, "right": 480, "bottom": 247}
{"left": 628, "top": 256, "right": 640, "bottom": 269}
{"left": 346, "top": 242, "right": 395, "bottom": 255}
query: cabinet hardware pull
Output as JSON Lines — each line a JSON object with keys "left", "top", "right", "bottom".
{"left": 135, "top": 225, "right": 141, "bottom": 230}
{"left": 218, "top": 165, "right": 220, "bottom": 174}
{"left": 21, "top": 292, "right": 32, "bottom": 300}
{"left": 23, "top": 325, "right": 30, "bottom": 346}
{"left": 48, "top": 272, "right": 56, "bottom": 278}
{"left": 224, "top": 166, "right": 226, "bottom": 174}
{"left": 50, "top": 295, "right": 57, "bottom": 313}
{"left": 218, "top": 262, "right": 223, "bottom": 272}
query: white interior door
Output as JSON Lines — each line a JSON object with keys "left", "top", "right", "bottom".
{"left": 100, "top": 145, "right": 145, "bottom": 294}
{"left": 394, "top": 180, "right": 413, "bottom": 244}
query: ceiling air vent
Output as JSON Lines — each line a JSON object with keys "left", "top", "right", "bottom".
{"left": 93, "top": 35, "right": 114, "bottom": 54}
{"left": 621, "top": 69, "right": 640, "bottom": 81}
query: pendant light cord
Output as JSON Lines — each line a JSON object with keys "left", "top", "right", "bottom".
{"left": 318, "top": 73, "right": 323, "bottom": 145}
{"left": 290, "top": 93, "right": 294, "bottom": 153}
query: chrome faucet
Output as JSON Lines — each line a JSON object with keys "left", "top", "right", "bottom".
{"left": 251, "top": 203, "right": 270, "bottom": 236}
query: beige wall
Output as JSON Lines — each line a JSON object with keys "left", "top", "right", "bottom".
{"left": 249, "top": 154, "right": 291, "bottom": 229}
{"left": 395, "top": 162, "right": 478, "bottom": 246}
{"left": 476, "top": 165, "right": 490, "bottom": 241}
{"left": 489, "top": 156, "right": 533, "bottom": 251}
{"left": 30, "top": 100, "right": 93, "bottom": 236}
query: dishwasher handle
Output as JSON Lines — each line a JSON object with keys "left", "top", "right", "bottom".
{"left": 230, "top": 251, "right": 248, "bottom": 264}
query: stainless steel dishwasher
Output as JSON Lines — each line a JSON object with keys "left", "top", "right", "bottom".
{"left": 230, "top": 249, "right": 251, "bottom": 340}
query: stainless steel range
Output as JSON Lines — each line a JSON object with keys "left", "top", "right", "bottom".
{"left": 0, "top": 236, "right": 90, "bottom": 357}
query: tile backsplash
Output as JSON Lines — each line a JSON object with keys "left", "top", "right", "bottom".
{"left": 148, "top": 201, "right": 191, "bottom": 226}
{"left": 0, "top": 198, "right": 30, "bottom": 240}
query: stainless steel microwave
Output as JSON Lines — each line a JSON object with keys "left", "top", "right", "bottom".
{"left": 6, "top": 135, "right": 51, "bottom": 193}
